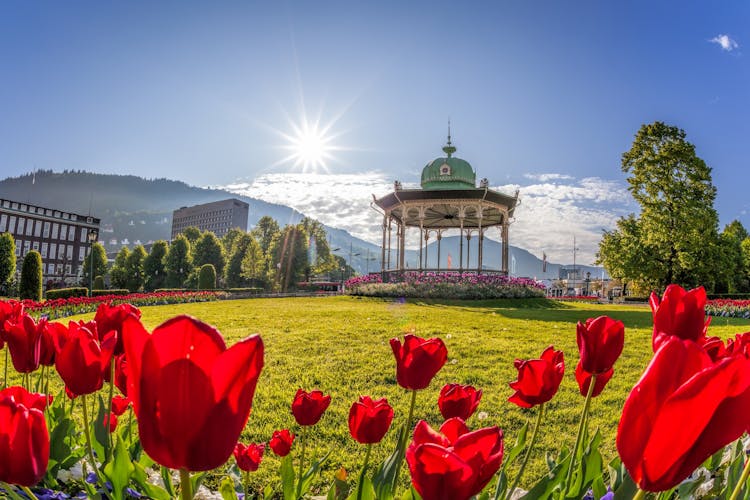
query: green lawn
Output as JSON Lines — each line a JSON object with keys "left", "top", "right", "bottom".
{"left": 52, "top": 296, "right": 750, "bottom": 494}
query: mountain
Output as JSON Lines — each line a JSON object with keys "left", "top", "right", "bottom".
{"left": 0, "top": 170, "right": 603, "bottom": 279}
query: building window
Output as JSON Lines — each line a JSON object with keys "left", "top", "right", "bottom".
{"left": 25, "top": 219, "right": 33, "bottom": 236}
{"left": 68, "top": 227, "right": 75, "bottom": 241}
{"left": 66, "top": 245, "right": 73, "bottom": 260}
{"left": 58, "top": 244, "right": 65, "bottom": 260}
{"left": 80, "top": 228, "right": 87, "bottom": 243}
{"left": 17, "top": 218, "right": 25, "bottom": 235}
{"left": 23, "top": 240, "right": 30, "bottom": 256}
{"left": 15, "top": 242, "right": 21, "bottom": 256}
{"left": 65, "top": 264, "right": 71, "bottom": 275}
{"left": 43, "top": 221, "right": 50, "bottom": 238}
{"left": 8, "top": 216, "right": 15, "bottom": 232}
{"left": 78, "top": 247, "right": 85, "bottom": 261}
{"left": 59, "top": 225, "right": 67, "bottom": 240}
{"left": 52, "top": 223, "right": 59, "bottom": 239}
{"left": 34, "top": 220, "right": 41, "bottom": 237}
{"left": 32, "top": 241, "right": 39, "bottom": 251}
{"left": 50, "top": 243, "right": 57, "bottom": 259}
{"left": 41, "top": 242, "right": 48, "bottom": 258}
{"left": 47, "top": 263, "right": 54, "bottom": 275}
{"left": 0, "top": 214, "right": 6, "bottom": 231}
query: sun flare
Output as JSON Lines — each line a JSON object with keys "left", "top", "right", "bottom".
{"left": 281, "top": 120, "right": 336, "bottom": 172}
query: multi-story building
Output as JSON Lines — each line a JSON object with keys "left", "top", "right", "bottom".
{"left": 170, "top": 198, "right": 249, "bottom": 239}
{"left": 0, "top": 198, "right": 100, "bottom": 285}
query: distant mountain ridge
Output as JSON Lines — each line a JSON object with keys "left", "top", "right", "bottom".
{"left": 0, "top": 170, "right": 602, "bottom": 278}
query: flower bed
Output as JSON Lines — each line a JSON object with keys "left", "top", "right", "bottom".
{"left": 21, "top": 290, "right": 227, "bottom": 319}
{"left": 346, "top": 272, "right": 546, "bottom": 300}
{"left": 552, "top": 295, "right": 600, "bottom": 302}
{"left": 705, "top": 298, "right": 750, "bottom": 319}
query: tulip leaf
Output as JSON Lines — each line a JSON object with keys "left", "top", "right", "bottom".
{"left": 160, "top": 465, "right": 176, "bottom": 497}
{"left": 611, "top": 463, "right": 637, "bottom": 500}
{"left": 723, "top": 445, "right": 746, "bottom": 497}
{"left": 280, "top": 454, "right": 295, "bottom": 500}
{"left": 519, "top": 452, "right": 569, "bottom": 500}
{"left": 347, "top": 475, "right": 375, "bottom": 500}
{"left": 191, "top": 471, "right": 208, "bottom": 493}
{"left": 131, "top": 462, "right": 172, "bottom": 500}
{"left": 0, "top": 484, "right": 28, "bottom": 500}
{"left": 505, "top": 421, "right": 528, "bottom": 468}
{"left": 493, "top": 470, "right": 507, "bottom": 500}
{"left": 299, "top": 450, "right": 332, "bottom": 498}
{"left": 219, "top": 476, "right": 239, "bottom": 500}
{"left": 94, "top": 394, "right": 112, "bottom": 461}
{"left": 372, "top": 422, "right": 407, "bottom": 500}
{"left": 103, "top": 435, "right": 134, "bottom": 500}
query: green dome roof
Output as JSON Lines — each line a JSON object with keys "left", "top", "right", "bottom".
{"left": 420, "top": 140, "right": 476, "bottom": 190}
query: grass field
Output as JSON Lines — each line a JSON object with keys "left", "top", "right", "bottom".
{"left": 32, "top": 296, "right": 750, "bottom": 495}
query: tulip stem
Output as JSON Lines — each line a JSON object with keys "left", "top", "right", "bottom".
{"left": 563, "top": 373, "right": 596, "bottom": 497}
{"left": 107, "top": 360, "right": 115, "bottom": 460}
{"left": 2, "top": 348, "right": 7, "bottom": 389}
{"left": 392, "top": 389, "right": 418, "bottom": 493}
{"left": 180, "top": 468, "right": 193, "bottom": 500}
{"left": 632, "top": 488, "right": 647, "bottom": 500}
{"left": 296, "top": 426, "right": 307, "bottom": 499}
{"left": 729, "top": 456, "right": 750, "bottom": 500}
{"left": 81, "top": 393, "right": 106, "bottom": 493}
{"left": 506, "top": 404, "right": 544, "bottom": 500}
{"left": 243, "top": 470, "right": 250, "bottom": 500}
{"left": 357, "top": 444, "right": 373, "bottom": 500}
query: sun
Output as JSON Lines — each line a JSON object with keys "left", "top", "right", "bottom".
{"left": 281, "top": 119, "right": 336, "bottom": 172}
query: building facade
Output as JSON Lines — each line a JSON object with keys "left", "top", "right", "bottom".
{"left": 170, "top": 198, "right": 249, "bottom": 240}
{"left": 0, "top": 198, "right": 100, "bottom": 285}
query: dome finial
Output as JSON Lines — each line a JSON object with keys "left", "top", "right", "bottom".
{"left": 442, "top": 119, "right": 456, "bottom": 157}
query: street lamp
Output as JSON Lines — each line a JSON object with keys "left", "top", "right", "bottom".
{"left": 585, "top": 271, "right": 591, "bottom": 296}
{"left": 87, "top": 229, "right": 98, "bottom": 296}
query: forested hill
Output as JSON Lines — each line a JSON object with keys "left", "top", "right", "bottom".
{"left": 0, "top": 170, "right": 303, "bottom": 252}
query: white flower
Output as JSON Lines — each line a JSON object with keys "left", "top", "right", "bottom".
{"left": 451, "top": 358, "right": 458, "bottom": 365}
{"left": 509, "top": 487, "right": 527, "bottom": 500}
{"left": 477, "top": 411, "right": 489, "bottom": 421}
{"left": 446, "top": 334, "right": 452, "bottom": 340}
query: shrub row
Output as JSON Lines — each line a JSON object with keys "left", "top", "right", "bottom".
{"left": 45, "top": 287, "right": 88, "bottom": 300}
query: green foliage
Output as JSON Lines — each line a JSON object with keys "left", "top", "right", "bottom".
{"left": 598, "top": 122, "right": 721, "bottom": 291}
{"left": 238, "top": 235, "right": 266, "bottom": 288}
{"left": 165, "top": 235, "right": 192, "bottom": 288}
{"left": 82, "top": 242, "right": 109, "bottom": 289}
{"left": 222, "top": 227, "right": 245, "bottom": 254}
{"left": 93, "top": 275, "right": 105, "bottom": 290}
{"left": 300, "top": 217, "right": 337, "bottom": 276}
{"left": 124, "top": 245, "right": 148, "bottom": 292}
{"left": 715, "top": 221, "right": 750, "bottom": 293}
{"left": 182, "top": 226, "right": 202, "bottom": 244}
{"left": 144, "top": 240, "right": 168, "bottom": 291}
{"left": 46, "top": 287, "right": 88, "bottom": 299}
{"left": 193, "top": 231, "right": 226, "bottom": 277}
{"left": 225, "top": 233, "right": 256, "bottom": 288}
{"left": 350, "top": 282, "right": 545, "bottom": 299}
{"left": 198, "top": 263, "right": 217, "bottom": 290}
{"left": 91, "top": 289, "right": 131, "bottom": 296}
{"left": 0, "top": 232, "right": 17, "bottom": 290}
{"left": 110, "top": 247, "right": 131, "bottom": 290}
{"left": 252, "top": 215, "right": 280, "bottom": 257}
{"left": 270, "top": 224, "right": 309, "bottom": 291}
{"left": 19, "top": 250, "right": 42, "bottom": 301}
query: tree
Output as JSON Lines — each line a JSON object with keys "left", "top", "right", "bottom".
{"left": 165, "top": 235, "right": 192, "bottom": 288}
{"left": 110, "top": 247, "right": 131, "bottom": 289}
{"left": 300, "top": 217, "right": 337, "bottom": 277}
{"left": 598, "top": 122, "right": 721, "bottom": 291}
{"left": 225, "top": 233, "right": 257, "bottom": 288}
{"left": 19, "top": 250, "right": 42, "bottom": 301}
{"left": 124, "top": 245, "right": 147, "bottom": 292}
{"left": 193, "top": 232, "right": 226, "bottom": 277}
{"left": 252, "top": 216, "right": 280, "bottom": 257}
{"left": 82, "top": 242, "right": 108, "bottom": 289}
{"left": 716, "top": 221, "right": 749, "bottom": 293}
{"left": 222, "top": 228, "right": 245, "bottom": 255}
{"left": 0, "top": 233, "right": 16, "bottom": 293}
{"left": 239, "top": 236, "right": 265, "bottom": 288}
{"left": 182, "top": 226, "right": 202, "bottom": 244}
{"left": 144, "top": 240, "right": 168, "bottom": 291}
{"left": 198, "top": 264, "right": 216, "bottom": 290}
{"left": 269, "top": 224, "right": 308, "bottom": 292}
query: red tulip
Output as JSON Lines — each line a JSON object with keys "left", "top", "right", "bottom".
{"left": 111, "top": 395, "right": 130, "bottom": 416}
{"left": 617, "top": 337, "right": 750, "bottom": 492}
{"left": 269, "top": 429, "right": 295, "bottom": 457}
{"left": 233, "top": 442, "right": 265, "bottom": 472}
{"left": 406, "top": 418, "right": 504, "bottom": 500}
{"left": 574, "top": 361, "right": 613, "bottom": 397}
{"left": 0, "top": 300, "right": 24, "bottom": 347}
{"left": 3, "top": 313, "right": 43, "bottom": 373}
{"left": 576, "top": 316, "right": 624, "bottom": 374}
{"left": 650, "top": 285, "right": 710, "bottom": 351}
{"left": 95, "top": 302, "right": 141, "bottom": 355}
{"left": 291, "top": 389, "right": 331, "bottom": 426}
{"left": 438, "top": 384, "right": 482, "bottom": 420}
{"left": 390, "top": 334, "right": 448, "bottom": 390}
{"left": 0, "top": 386, "right": 50, "bottom": 486}
{"left": 103, "top": 412, "right": 118, "bottom": 433}
{"left": 122, "top": 314, "right": 264, "bottom": 471}
{"left": 103, "top": 354, "right": 129, "bottom": 396}
{"left": 348, "top": 396, "right": 394, "bottom": 444}
{"left": 508, "top": 346, "right": 564, "bottom": 408}
{"left": 54, "top": 321, "right": 116, "bottom": 397}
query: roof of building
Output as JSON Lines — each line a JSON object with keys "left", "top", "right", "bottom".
{"left": 420, "top": 137, "right": 476, "bottom": 190}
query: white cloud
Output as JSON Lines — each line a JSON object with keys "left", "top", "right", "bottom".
{"left": 710, "top": 34, "right": 739, "bottom": 51}
{"left": 218, "top": 172, "right": 635, "bottom": 266}
{"left": 522, "top": 173, "right": 574, "bottom": 182}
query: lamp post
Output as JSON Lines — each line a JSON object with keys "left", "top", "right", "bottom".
{"left": 585, "top": 271, "right": 591, "bottom": 296}
{"left": 87, "top": 229, "right": 98, "bottom": 296}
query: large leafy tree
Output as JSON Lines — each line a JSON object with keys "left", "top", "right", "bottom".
{"left": 225, "top": 233, "right": 260, "bottom": 288}
{"left": 300, "top": 217, "right": 337, "bottom": 277}
{"left": 182, "top": 226, "right": 202, "bottom": 244}
{"left": 82, "top": 242, "right": 108, "bottom": 288}
{"left": 0, "top": 232, "right": 17, "bottom": 292}
{"left": 269, "top": 224, "right": 308, "bottom": 292}
{"left": 110, "top": 247, "right": 131, "bottom": 289}
{"left": 252, "top": 216, "right": 280, "bottom": 257}
{"left": 124, "top": 245, "right": 147, "bottom": 292}
{"left": 165, "top": 235, "right": 192, "bottom": 288}
{"left": 598, "top": 122, "right": 721, "bottom": 291}
{"left": 239, "top": 236, "right": 265, "bottom": 288}
{"left": 715, "top": 221, "right": 749, "bottom": 293}
{"left": 144, "top": 240, "right": 168, "bottom": 291}
{"left": 193, "top": 231, "right": 226, "bottom": 277}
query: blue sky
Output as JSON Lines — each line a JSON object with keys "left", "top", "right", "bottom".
{"left": 1, "top": 1, "right": 748, "bottom": 262}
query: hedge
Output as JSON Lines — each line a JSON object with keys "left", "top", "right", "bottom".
{"left": 19, "top": 251, "right": 43, "bottom": 301}
{"left": 46, "top": 287, "right": 88, "bottom": 300}
{"left": 198, "top": 264, "right": 216, "bottom": 290}
{"left": 91, "top": 289, "right": 130, "bottom": 297}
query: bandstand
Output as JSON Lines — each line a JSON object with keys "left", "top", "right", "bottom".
{"left": 372, "top": 135, "right": 519, "bottom": 276}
